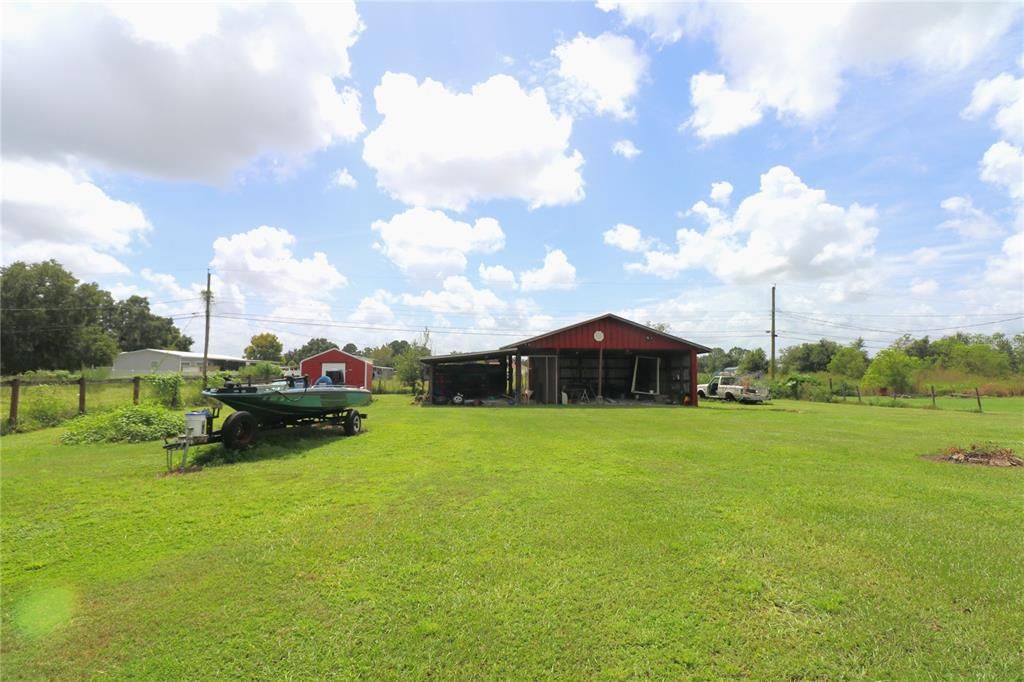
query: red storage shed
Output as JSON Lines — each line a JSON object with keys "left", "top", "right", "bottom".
{"left": 299, "top": 349, "right": 374, "bottom": 389}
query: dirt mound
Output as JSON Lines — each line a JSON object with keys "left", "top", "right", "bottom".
{"left": 927, "top": 444, "right": 1023, "bottom": 467}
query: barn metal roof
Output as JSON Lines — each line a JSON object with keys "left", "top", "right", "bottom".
{"left": 501, "top": 313, "right": 711, "bottom": 353}
{"left": 421, "top": 348, "right": 516, "bottom": 364}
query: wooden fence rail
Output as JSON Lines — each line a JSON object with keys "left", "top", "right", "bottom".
{"left": 5, "top": 376, "right": 145, "bottom": 428}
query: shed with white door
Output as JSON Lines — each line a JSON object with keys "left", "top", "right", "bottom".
{"left": 299, "top": 348, "right": 374, "bottom": 389}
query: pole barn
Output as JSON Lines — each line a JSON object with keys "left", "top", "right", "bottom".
{"left": 422, "top": 313, "right": 710, "bottom": 406}
{"left": 299, "top": 349, "right": 374, "bottom": 389}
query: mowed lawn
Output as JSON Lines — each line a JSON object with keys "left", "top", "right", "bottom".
{"left": 2, "top": 397, "right": 1022, "bottom": 679}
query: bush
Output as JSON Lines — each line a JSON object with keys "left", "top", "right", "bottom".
{"left": 147, "top": 373, "right": 183, "bottom": 408}
{"left": 62, "top": 405, "right": 184, "bottom": 444}
{"left": 24, "top": 384, "right": 78, "bottom": 427}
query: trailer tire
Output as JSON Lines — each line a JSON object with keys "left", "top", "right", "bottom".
{"left": 222, "top": 411, "right": 258, "bottom": 450}
{"left": 344, "top": 410, "right": 362, "bottom": 436}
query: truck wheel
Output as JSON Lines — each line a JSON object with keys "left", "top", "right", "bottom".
{"left": 725, "top": 393, "right": 736, "bottom": 402}
{"left": 344, "top": 410, "right": 362, "bottom": 436}
{"left": 698, "top": 390, "right": 706, "bottom": 399}
{"left": 222, "top": 411, "right": 258, "bottom": 450}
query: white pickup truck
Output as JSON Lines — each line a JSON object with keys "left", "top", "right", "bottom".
{"left": 697, "top": 375, "right": 768, "bottom": 403}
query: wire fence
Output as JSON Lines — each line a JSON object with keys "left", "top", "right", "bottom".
{"left": 1, "top": 375, "right": 414, "bottom": 433}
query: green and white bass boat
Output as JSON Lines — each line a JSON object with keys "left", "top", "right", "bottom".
{"left": 204, "top": 378, "right": 371, "bottom": 422}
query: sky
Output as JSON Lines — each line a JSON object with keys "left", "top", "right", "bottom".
{"left": 2, "top": 1, "right": 1022, "bottom": 357}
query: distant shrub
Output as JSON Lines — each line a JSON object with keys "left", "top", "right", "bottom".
{"left": 62, "top": 405, "right": 183, "bottom": 444}
{"left": 147, "top": 373, "right": 183, "bottom": 408}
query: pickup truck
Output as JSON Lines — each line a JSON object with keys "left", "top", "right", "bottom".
{"left": 697, "top": 375, "right": 768, "bottom": 403}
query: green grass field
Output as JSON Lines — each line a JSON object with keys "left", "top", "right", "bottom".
{"left": 2, "top": 397, "right": 1022, "bottom": 679}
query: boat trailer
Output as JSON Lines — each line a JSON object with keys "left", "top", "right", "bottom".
{"left": 162, "top": 405, "right": 367, "bottom": 472}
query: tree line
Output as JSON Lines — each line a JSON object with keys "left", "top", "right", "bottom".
{"left": 0, "top": 261, "right": 194, "bottom": 375}
{"left": 244, "top": 333, "right": 433, "bottom": 391}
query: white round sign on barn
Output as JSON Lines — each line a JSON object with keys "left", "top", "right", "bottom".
{"left": 593, "top": 330, "right": 604, "bottom": 342}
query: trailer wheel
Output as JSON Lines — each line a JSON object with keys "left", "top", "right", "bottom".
{"left": 222, "top": 411, "right": 258, "bottom": 450}
{"left": 344, "top": 410, "right": 362, "bottom": 436}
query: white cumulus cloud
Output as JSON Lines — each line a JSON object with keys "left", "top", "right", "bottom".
{"left": 685, "top": 72, "right": 762, "bottom": 139}
{"left": 331, "top": 168, "right": 358, "bottom": 189}
{"left": 210, "top": 226, "right": 347, "bottom": 307}
{"left": 624, "top": 166, "right": 879, "bottom": 283}
{"left": 910, "top": 278, "right": 940, "bottom": 296}
{"left": 938, "top": 196, "right": 1002, "bottom": 239}
{"left": 371, "top": 208, "right": 506, "bottom": 281}
{"left": 612, "top": 139, "right": 641, "bottom": 159}
{"left": 1, "top": 2, "right": 364, "bottom": 180}
{"left": 962, "top": 71, "right": 1024, "bottom": 145}
{"left": 520, "top": 249, "right": 577, "bottom": 291}
{"left": 478, "top": 264, "right": 518, "bottom": 289}
{"left": 603, "top": 223, "right": 653, "bottom": 253}
{"left": 363, "top": 72, "right": 584, "bottom": 211}
{"left": 1, "top": 159, "right": 150, "bottom": 275}
{"left": 552, "top": 32, "right": 648, "bottom": 119}
{"left": 980, "top": 140, "right": 1024, "bottom": 202}
{"left": 710, "top": 181, "right": 734, "bottom": 205}
{"left": 600, "top": 2, "right": 1018, "bottom": 139}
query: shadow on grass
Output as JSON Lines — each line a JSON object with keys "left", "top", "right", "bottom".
{"left": 191, "top": 426, "right": 360, "bottom": 468}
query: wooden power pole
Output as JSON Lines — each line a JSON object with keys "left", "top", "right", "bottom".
{"left": 770, "top": 284, "right": 777, "bottom": 380}
{"left": 202, "top": 269, "right": 211, "bottom": 388}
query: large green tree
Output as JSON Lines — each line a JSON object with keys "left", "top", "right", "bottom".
{"left": 244, "top": 332, "right": 283, "bottom": 361}
{"left": 109, "top": 295, "right": 193, "bottom": 352}
{"left": 827, "top": 345, "right": 869, "bottom": 379}
{"left": 861, "top": 349, "right": 917, "bottom": 394}
{"left": 1, "top": 261, "right": 191, "bottom": 374}
{"left": 283, "top": 337, "right": 337, "bottom": 365}
{"left": 738, "top": 348, "right": 769, "bottom": 374}
{"left": 780, "top": 339, "right": 841, "bottom": 373}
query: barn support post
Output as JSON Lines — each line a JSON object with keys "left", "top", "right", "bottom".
{"left": 8, "top": 379, "right": 20, "bottom": 428}
{"left": 514, "top": 351, "right": 522, "bottom": 403}
{"left": 428, "top": 364, "right": 435, "bottom": 403}
{"left": 78, "top": 376, "right": 87, "bottom": 415}
{"left": 597, "top": 345, "right": 604, "bottom": 400}
{"left": 555, "top": 349, "right": 561, "bottom": 405}
{"left": 132, "top": 376, "right": 141, "bottom": 405}
{"left": 506, "top": 354, "right": 512, "bottom": 396}
{"left": 689, "top": 349, "right": 698, "bottom": 407}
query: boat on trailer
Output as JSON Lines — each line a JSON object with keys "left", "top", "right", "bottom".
{"left": 163, "top": 377, "right": 370, "bottom": 466}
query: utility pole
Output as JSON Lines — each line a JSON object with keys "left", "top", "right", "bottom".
{"left": 202, "top": 269, "right": 212, "bottom": 388}
{"left": 770, "top": 283, "right": 777, "bottom": 380}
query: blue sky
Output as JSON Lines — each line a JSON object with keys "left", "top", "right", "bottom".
{"left": 2, "top": 2, "right": 1022, "bottom": 356}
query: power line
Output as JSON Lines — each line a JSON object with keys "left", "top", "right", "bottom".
{"left": 1, "top": 297, "right": 202, "bottom": 312}
{"left": 779, "top": 311, "right": 1024, "bottom": 335}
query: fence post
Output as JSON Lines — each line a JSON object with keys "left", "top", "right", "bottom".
{"left": 856, "top": 386, "right": 861, "bottom": 403}
{"left": 133, "top": 376, "right": 141, "bottom": 405}
{"left": 930, "top": 385, "right": 936, "bottom": 408}
{"left": 78, "top": 376, "right": 87, "bottom": 415}
{"left": 9, "top": 379, "right": 20, "bottom": 428}
{"left": 975, "top": 387, "right": 982, "bottom": 413}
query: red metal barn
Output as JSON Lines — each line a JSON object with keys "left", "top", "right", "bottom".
{"left": 299, "top": 349, "right": 374, "bottom": 389}
{"left": 421, "top": 313, "right": 709, "bottom": 406}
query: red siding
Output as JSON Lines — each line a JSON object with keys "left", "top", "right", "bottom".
{"left": 520, "top": 317, "right": 697, "bottom": 353}
{"left": 299, "top": 349, "right": 374, "bottom": 390}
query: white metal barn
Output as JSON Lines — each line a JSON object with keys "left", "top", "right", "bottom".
{"left": 111, "top": 349, "right": 253, "bottom": 377}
